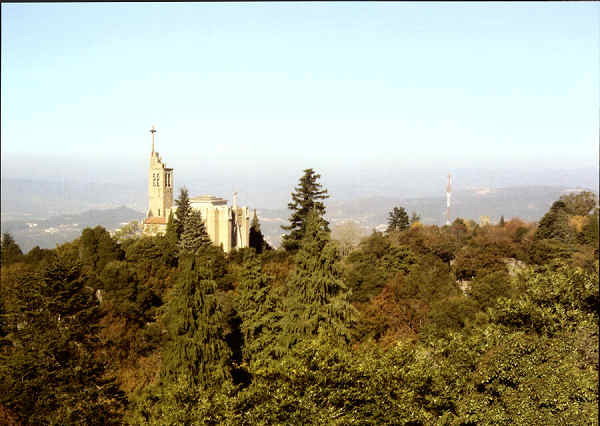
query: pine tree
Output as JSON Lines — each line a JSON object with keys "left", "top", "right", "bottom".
{"left": 387, "top": 207, "right": 410, "bottom": 233}
{"left": 161, "top": 253, "right": 232, "bottom": 388}
{"left": 180, "top": 209, "right": 211, "bottom": 254}
{"left": 281, "top": 168, "right": 329, "bottom": 252}
{"left": 0, "top": 233, "right": 23, "bottom": 267}
{"left": 281, "top": 209, "right": 355, "bottom": 349}
{"left": 499, "top": 215, "right": 506, "bottom": 227}
{"left": 174, "top": 187, "right": 192, "bottom": 239}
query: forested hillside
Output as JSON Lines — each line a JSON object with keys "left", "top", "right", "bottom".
{"left": 1, "top": 171, "right": 598, "bottom": 425}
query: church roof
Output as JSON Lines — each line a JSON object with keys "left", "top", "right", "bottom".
{"left": 190, "top": 195, "right": 228, "bottom": 206}
{"left": 144, "top": 217, "right": 168, "bottom": 225}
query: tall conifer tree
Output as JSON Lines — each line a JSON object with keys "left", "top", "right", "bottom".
{"left": 281, "top": 209, "right": 355, "bottom": 349}
{"left": 160, "top": 253, "right": 232, "bottom": 387}
{"left": 281, "top": 168, "right": 329, "bottom": 252}
{"left": 174, "top": 187, "right": 192, "bottom": 239}
{"left": 180, "top": 209, "right": 211, "bottom": 254}
{"left": 134, "top": 252, "right": 233, "bottom": 424}
{"left": 236, "top": 251, "right": 283, "bottom": 367}
{"left": 249, "top": 210, "right": 270, "bottom": 254}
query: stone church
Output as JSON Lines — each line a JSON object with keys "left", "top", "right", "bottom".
{"left": 142, "top": 126, "right": 250, "bottom": 252}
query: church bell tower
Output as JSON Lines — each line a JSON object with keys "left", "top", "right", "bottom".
{"left": 147, "top": 125, "right": 173, "bottom": 220}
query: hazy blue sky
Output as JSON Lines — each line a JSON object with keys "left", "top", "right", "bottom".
{"left": 1, "top": 2, "right": 598, "bottom": 200}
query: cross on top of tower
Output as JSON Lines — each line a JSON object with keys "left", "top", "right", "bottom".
{"left": 150, "top": 125, "right": 157, "bottom": 153}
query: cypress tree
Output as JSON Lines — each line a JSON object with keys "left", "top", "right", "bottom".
{"left": 281, "top": 168, "right": 329, "bottom": 252}
{"left": 281, "top": 209, "right": 355, "bottom": 349}
{"left": 499, "top": 215, "right": 506, "bottom": 227}
{"left": 249, "top": 210, "right": 270, "bottom": 254}
{"left": 180, "top": 209, "right": 211, "bottom": 254}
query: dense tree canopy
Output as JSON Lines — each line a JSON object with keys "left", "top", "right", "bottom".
{"left": 560, "top": 190, "right": 598, "bottom": 216}
{"left": 1, "top": 186, "right": 597, "bottom": 424}
{"left": 0, "top": 252, "right": 126, "bottom": 424}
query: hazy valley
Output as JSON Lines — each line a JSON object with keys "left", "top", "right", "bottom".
{"left": 2, "top": 177, "right": 596, "bottom": 252}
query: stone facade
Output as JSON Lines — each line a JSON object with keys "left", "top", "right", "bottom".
{"left": 142, "top": 127, "right": 250, "bottom": 252}
{"left": 190, "top": 195, "right": 250, "bottom": 252}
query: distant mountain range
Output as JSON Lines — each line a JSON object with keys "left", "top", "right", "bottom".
{"left": 1, "top": 177, "right": 596, "bottom": 252}
{"left": 0, "top": 178, "right": 147, "bottom": 221}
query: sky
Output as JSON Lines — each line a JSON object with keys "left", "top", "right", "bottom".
{"left": 1, "top": 2, "right": 599, "bottom": 205}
